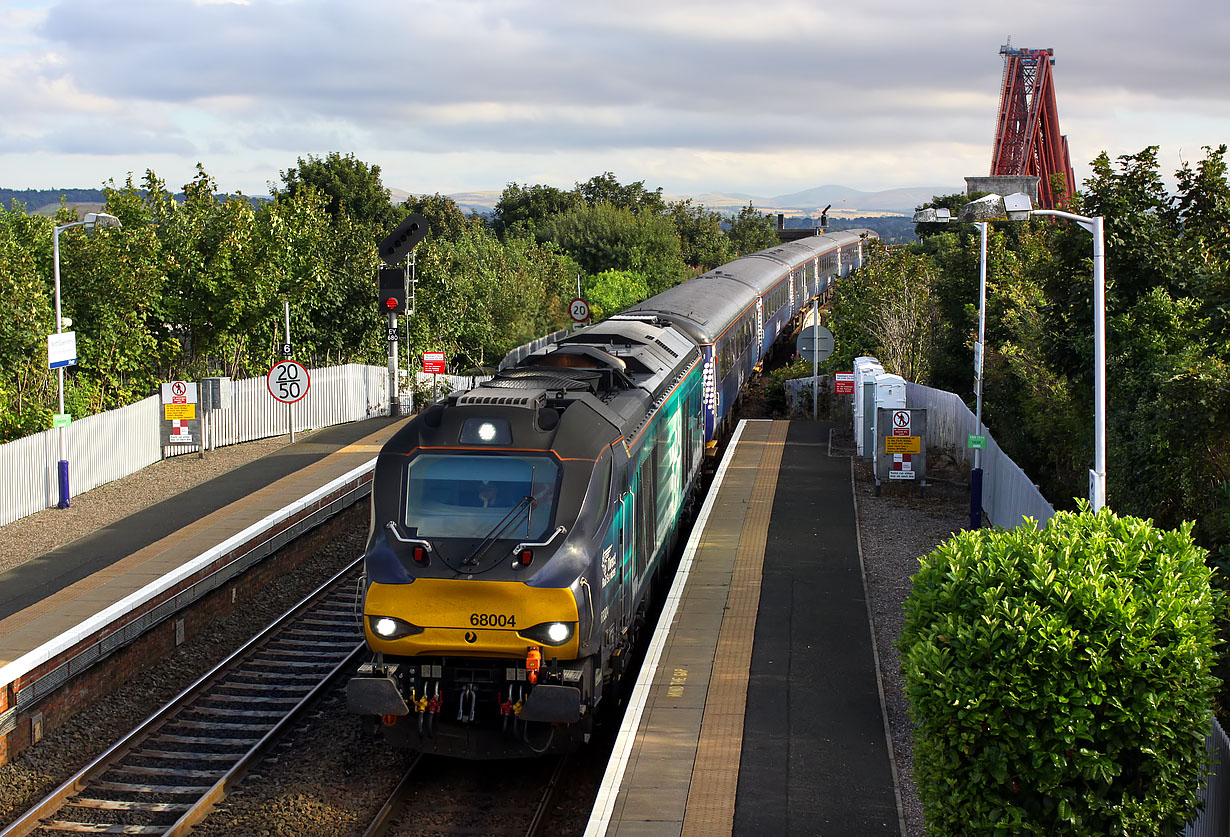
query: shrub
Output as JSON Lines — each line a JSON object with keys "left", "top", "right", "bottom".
{"left": 900, "top": 508, "right": 1223, "bottom": 835}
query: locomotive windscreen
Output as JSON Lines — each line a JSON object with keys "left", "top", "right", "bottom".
{"left": 401, "top": 454, "right": 560, "bottom": 540}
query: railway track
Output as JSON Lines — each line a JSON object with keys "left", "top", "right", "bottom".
{"left": 362, "top": 753, "right": 569, "bottom": 837}
{"left": 1, "top": 559, "right": 365, "bottom": 837}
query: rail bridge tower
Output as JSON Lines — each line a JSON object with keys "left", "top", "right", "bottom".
{"left": 989, "top": 42, "right": 1076, "bottom": 209}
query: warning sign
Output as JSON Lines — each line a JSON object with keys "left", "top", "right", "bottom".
{"left": 835, "top": 372, "right": 854, "bottom": 394}
{"left": 884, "top": 436, "right": 921, "bottom": 455}
{"left": 892, "top": 409, "right": 911, "bottom": 436}
{"left": 164, "top": 403, "right": 196, "bottom": 421}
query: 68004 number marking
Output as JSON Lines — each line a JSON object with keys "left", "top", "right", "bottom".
{"left": 470, "top": 613, "right": 515, "bottom": 628}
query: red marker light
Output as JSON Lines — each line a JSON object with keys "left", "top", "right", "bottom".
{"left": 519, "top": 549, "right": 533, "bottom": 566}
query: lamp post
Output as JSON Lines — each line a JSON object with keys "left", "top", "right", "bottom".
{"left": 51, "top": 211, "right": 121, "bottom": 508}
{"left": 960, "top": 193, "right": 1107, "bottom": 512}
{"left": 913, "top": 207, "right": 989, "bottom": 526}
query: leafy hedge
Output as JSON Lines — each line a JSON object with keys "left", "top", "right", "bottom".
{"left": 900, "top": 508, "right": 1224, "bottom": 835}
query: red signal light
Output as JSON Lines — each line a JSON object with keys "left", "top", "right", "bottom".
{"left": 383, "top": 296, "right": 399, "bottom": 310}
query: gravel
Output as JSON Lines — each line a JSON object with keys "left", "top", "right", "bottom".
{"left": 0, "top": 422, "right": 968, "bottom": 836}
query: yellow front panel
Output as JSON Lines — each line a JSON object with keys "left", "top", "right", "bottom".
{"left": 364, "top": 578, "right": 579, "bottom": 659}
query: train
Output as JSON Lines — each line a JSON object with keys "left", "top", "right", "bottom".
{"left": 346, "top": 228, "right": 878, "bottom": 758}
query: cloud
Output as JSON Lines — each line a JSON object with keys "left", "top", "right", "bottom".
{"left": 0, "top": 0, "right": 1226, "bottom": 196}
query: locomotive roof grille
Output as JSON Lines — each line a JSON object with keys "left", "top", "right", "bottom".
{"left": 454, "top": 388, "right": 548, "bottom": 408}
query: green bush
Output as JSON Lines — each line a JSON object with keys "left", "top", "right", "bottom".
{"left": 765, "top": 358, "right": 829, "bottom": 416}
{"left": 900, "top": 508, "right": 1223, "bottom": 835}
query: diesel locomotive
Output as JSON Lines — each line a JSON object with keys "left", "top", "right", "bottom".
{"left": 346, "top": 228, "right": 877, "bottom": 757}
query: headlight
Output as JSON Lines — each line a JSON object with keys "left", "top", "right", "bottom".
{"left": 520, "top": 621, "right": 575, "bottom": 646}
{"left": 368, "top": 615, "right": 423, "bottom": 639}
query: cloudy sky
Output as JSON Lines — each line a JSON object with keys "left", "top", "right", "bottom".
{"left": 1, "top": 0, "right": 1227, "bottom": 200}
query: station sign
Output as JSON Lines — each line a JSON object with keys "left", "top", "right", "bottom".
{"left": 47, "top": 331, "right": 77, "bottom": 369}
{"left": 423, "top": 351, "right": 446, "bottom": 374}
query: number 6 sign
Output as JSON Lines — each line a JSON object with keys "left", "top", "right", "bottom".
{"left": 267, "top": 360, "right": 311, "bottom": 404}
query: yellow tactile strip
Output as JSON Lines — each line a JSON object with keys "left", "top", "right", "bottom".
{"left": 681, "top": 420, "right": 788, "bottom": 836}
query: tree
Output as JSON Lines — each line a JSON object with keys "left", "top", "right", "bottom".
{"left": 828, "top": 244, "right": 939, "bottom": 382}
{"left": 668, "top": 199, "right": 732, "bottom": 271}
{"left": 273, "top": 152, "right": 398, "bottom": 235}
{"left": 535, "top": 202, "right": 687, "bottom": 294}
{"left": 584, "top": 269, "right": 651, "bottom": 320}
{"left": 575, "top": 172, "right": 665, "bottom": 215}
{"left": 491, "top": 182, "right": 581, "bottom": 239}
{"left": 726, "top": 203, "right": 779, "bottom": 256}
{"left": 400, "top": 193, "right": 472, "bottom": 243}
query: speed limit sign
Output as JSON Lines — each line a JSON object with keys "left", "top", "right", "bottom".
{"left": 569, "top": 297, "right": 590, "bottom": 323}
{"left": 267, "top": 360, "right": 311, "bottom": 404}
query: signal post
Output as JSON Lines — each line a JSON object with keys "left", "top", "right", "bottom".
{"left": 378, "top": 214, "right": 426, "bottom": 417}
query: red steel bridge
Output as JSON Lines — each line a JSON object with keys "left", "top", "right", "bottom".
{"left": 990, "top": 42, "right": 1076, "bottom": 209}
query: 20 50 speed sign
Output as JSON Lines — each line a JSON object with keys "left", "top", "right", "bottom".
{"left": 267, "top": 360, "right": 311, "bottom": 404}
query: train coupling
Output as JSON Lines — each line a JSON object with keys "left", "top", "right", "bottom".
{"left": 346, "top": 661, "right": 409, "bottom": 716}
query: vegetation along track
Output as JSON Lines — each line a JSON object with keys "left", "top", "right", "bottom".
{"left": 2, "top": 560, "right": 365, "bottom": 837}
{"left": 363, "top": 753, "right": 569, "bottom": 837}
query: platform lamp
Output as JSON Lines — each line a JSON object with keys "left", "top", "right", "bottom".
{"left": 912, "top": 207, "right": 989, "bottom": 527}
{"left": 959, "top": 192, "right": 1108, "bottom": 512}
{"left": 51, "top": 211, "right": 122, "bottom": 508}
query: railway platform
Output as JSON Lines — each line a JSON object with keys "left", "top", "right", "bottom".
{"left": 587, "top": 419, "right": 903, "bottom": 836}
{"left": 0, "top": 415, "right": 406, "bottom": 762}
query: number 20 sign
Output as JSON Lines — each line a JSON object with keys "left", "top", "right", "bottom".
{"left": 267, "top": 360, "right": 311, "bottom": 404}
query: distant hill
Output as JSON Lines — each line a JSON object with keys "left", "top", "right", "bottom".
{"left": 6, "top": 183, "right": 958, "bottom": 221}
{"left": 1, "top": 188, "right": 106, "bottom": 215}
{"left": 396, "top": 184, "right": 960, "bottom": 218}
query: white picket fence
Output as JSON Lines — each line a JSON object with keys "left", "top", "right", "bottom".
{"left": 0, "top": 363, "right": 484, "bottom": 528}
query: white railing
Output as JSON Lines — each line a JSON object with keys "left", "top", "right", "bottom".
{"left": 0, "top": 364, "right": 389, "bottom": 527}
{"left": 0, "top": 363, "right": 497, "bottom": 528}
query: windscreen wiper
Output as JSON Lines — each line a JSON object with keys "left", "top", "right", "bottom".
{"left": 460, "top": 495, "right": 534, "bottom": 567}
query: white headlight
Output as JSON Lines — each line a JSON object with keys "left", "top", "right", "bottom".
{"left": 478, "top": 422, "right": 497, "bottom": 442}
{"left": 546, "top": 622, "right": 570, "bottom": 643}
{"left": 374, "top": 617, "right": 399, "bottom": 637}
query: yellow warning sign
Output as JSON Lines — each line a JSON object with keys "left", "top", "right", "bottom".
{"left": 164, "top": 403, "right": 196, "bottom": 420}
{"left": 884, "top": 435, "right": 920, "bottom": 454}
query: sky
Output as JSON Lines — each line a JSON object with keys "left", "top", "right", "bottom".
{"left": 1, "top": 0, "right": 1228, "bottom": 201}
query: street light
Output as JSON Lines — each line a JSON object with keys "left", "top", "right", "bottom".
{"left": 960, "top": 193, "right": 1107, "bottom": 512}
{"left": 912, "top": 207, "right": 989, "bottom": 527}
{"left": 51, "top": 211, "right": 122, "bottom": 508}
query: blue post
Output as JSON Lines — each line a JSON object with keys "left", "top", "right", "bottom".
{"left": 969, "top": 467, "right": 983, "bottom": 528}
{"left": 57, "top": 459, "right": 71, "bottom": 509}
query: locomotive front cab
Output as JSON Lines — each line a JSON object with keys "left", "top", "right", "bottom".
{"left": 349, "top": 388, "right": 620, "bottom": 757}
{"left": 366, "top": 448, "right": 581, "bottom": 660}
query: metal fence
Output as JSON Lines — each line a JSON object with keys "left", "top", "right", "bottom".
{"left": 903, "top": 382, "right": 1055, "bottom": 528}
{"left": 1185, "top": 716, "right": 1230, "bottom": 837}
{"left": 782, "top": 375, "right": 1053, "bottom": 528}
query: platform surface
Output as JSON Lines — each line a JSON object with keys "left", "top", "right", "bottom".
{"left": 595, "top": 419, "right": 901, "bottom": 836}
